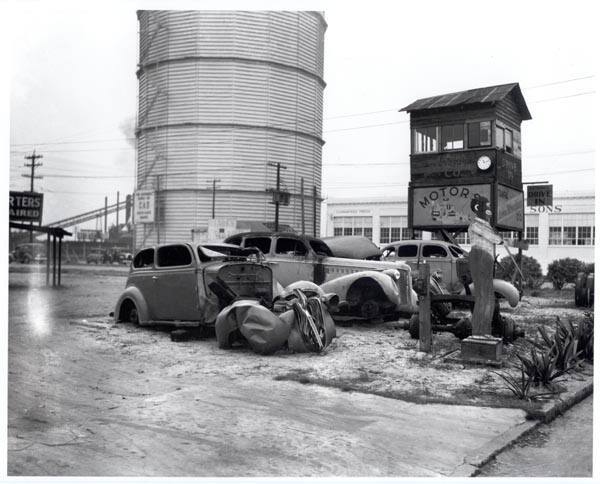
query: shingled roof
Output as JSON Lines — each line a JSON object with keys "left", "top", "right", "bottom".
{"left": 401, "top": 83, "right": 532, "bottom": 120}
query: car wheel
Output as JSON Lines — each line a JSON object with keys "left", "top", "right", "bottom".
{"left": 408, "top": 314, "right": 420, "bottom": 339}
{"left": 453, "top": 317, "right": 472, "bottom": 340}
{"left": 361, "top": 299, "right": 380, "bottom": 319}
{"left": 22, "top": 255, "right": 31, "bottom": 264}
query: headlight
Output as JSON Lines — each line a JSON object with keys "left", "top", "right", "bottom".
{"left": 383, "top": 269, "right": 401, "bottom": 281}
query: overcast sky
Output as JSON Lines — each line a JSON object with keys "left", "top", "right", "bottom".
{"left": 4, "top": 0, "right": 598, "bottom": 230}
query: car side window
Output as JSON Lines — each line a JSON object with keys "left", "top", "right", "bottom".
{"left": 396, "top": 244, "right": 418, "bottom": 257}
{"left": 422, "top": 244, "right": 449, "bottom": 258}
{"left": 226, "top": 235, "right": 242, "bottom": 246}
{"left": 276, "top": 237, "right": 308, "bottom": 256}
{"left": 156, "top": 245, "right": 192, "bottom": 267}
{"left": 243, "top": 237, "right": 272, "bottom": 254}
{"left": 133, "top": 248, "right": 155, "bottom": 268}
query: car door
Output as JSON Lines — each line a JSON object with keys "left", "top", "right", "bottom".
{"left": 270, "top": 236, "right": 314, "bottom": 287}
{"left": 389, "top": 243, "right": 419, "bottom": 274}
{"left": 420, "top": 243, "right": 453, "bottom": 286}
{"left": 151, "top": 244, "right": 201, "bottom": 321}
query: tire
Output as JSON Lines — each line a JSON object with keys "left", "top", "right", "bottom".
{"left": 408, "top": 314, "right": 420, "bottom": 339}
{"left": 575, "top": 272, "right": 587, "bottom": 306}
{"left": 361, "top": 299, "right": 380, "bottom": 319}
{"left": 454, "top": 317, "right": 472, "bottom": 340}
{"left": 119, "top": 300, "right": 139, "bottom": 325}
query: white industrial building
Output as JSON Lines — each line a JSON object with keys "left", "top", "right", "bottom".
{"left": 323, "top": 191, "right": 595, "bottom": 272}
{"left": 134, "top": 10, "right": 326, "bottom": 247}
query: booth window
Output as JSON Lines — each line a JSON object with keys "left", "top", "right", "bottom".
{"left": 504, "top": 129, "right": 513, "bottom": 154}
{"left": 442, "top": 124, "right": 464, "bottom": 150}
{"left": 413, "top": 126, "right": 438, "bottom": 153}
{"left": 468, "top": 121, "right": 491, "bottom": 147}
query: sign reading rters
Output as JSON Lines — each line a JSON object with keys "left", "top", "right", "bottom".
{"left": 527, "top": 184, "right": 553, "bottom": 207}
{"left": 9, "top": 191, "right": 43, "bottom": 223}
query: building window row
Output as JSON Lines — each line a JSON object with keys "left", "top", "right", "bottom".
{"left": 548, "top": 226, "right": 594, "bottom": 246}
{"left": 548, "top": 213, "right": 595, "bottom": 246}
{"left": 332, "top": 216, "right": 373, "bottom": 240}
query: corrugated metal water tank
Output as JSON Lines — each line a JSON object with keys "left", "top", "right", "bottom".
{"left": 135, "top": 10, "right": 326, "bottom": 247}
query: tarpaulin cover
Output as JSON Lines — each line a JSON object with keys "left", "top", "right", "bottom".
{"left": 215, "top": 299, "right": 291, "bottom": 355}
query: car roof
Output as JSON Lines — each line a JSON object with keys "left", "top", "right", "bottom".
{"left": 386, "top": 240, "right": 458, "bottom": 247}
{"left": 224, "top": 232, "right": 323, "bottom": 243}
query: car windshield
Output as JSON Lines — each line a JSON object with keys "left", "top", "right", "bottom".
{"left": 197, "top": 246, "right": 229, "bottom": 262}
{"left": 309, "top": 239, "right": 333, "bottom": 257}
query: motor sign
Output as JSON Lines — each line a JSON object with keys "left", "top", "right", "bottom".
{"left": 134, "top": 190, "right": 155, "bottom": 223}
{"left": 9, "top": 191, "right": 43, "bottom": 223}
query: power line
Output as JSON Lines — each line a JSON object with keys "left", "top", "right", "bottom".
{"left": 532, "top": 91, "right": 595, "bottom": 103}
{"left": 523, "top": 75, "right": 595, "bottom": 89}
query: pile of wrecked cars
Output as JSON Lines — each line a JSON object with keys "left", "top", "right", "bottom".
{"left": 114, "top": 234, "right": 418, "bottom": 353}
{"left": 114, "top": 232, "right": 522, "bottom": 353}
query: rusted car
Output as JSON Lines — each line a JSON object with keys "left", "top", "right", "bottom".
{"left": 114, "top": 242, "right": 278, "bottom": 327}
{"left": 380, "top": 239, "right": 519, "bottom": 306}
{"left": 223, "top": 232, "right": 418, "bottom": 320}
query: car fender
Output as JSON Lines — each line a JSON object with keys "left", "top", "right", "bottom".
{"left": 320, "top": 270, "right": 400, "bottom": 305}
{"left": 114, "top": 286, "right": 151, "bottom": 324}
{"left": 460, "top": 279, "right": 520, "bottom": 308}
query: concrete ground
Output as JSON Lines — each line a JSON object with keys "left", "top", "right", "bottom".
{"left": 478, "top": 395, "right": 593, "bottom": 477}
{"left": 6, "top": 264, "right": 593, "bottom": 477}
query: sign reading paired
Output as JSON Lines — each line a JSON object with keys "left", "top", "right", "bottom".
{"left": 9, "top": 191, "right": 43, "bottom": 223}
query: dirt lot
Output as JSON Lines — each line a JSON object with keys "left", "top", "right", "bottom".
{"left": 7, "top": 264, "right": 593, "bottom": 476}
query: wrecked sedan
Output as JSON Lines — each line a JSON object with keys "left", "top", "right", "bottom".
{"left": 114, "top": 242, "right": 278, "bottom": 327}
{"left": 223, "top": 232, "right": 418, "bottom": 320}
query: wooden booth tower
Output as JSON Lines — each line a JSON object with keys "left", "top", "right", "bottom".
{"left": 402, "top": 83, "right": 531, "bottom": 238}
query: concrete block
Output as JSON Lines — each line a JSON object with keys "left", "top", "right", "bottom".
{"left": 461, "top": 335, "right": 503, "bottom": 362}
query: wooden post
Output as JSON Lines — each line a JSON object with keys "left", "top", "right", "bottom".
{"left": 46, "top": 233, "right": 51, "bottom": 286}
{"left": 52, "top": 236, "right": 57, "bottom": 287}
{"left": 58, "top": 236, "right": 62, "bottom": 286}
{"left": 419, "top": 263, "right": 432, "bottom": 353}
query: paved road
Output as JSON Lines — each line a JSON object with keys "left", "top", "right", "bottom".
{"left": 478, "top": 395, "right": 593, "bottom": 477}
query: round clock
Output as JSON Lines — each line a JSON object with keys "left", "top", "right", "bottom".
{"left": 477, "top": 155, "right": 492, "bottom": 171}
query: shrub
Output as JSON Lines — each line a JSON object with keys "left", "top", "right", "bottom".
{"left": 583, "top": 263, "right": 595, "bottom": 274}
{"left": 496, "top": 254, "right": 543, "bottom": 289}
{"left": 547, "top": 258, "right": 586, "bottom": 290}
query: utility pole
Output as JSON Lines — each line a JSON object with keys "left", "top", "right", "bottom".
{"left": 23, "top": 150, "right": 43, "bottom": 241}
{"left": 268, "top": 162, "right": 287, "bottom": 232}
{"left": 313, "top": 185, "right": 318, "bottom": 237}
{"left": 116, "top": 191, "right": 120, "bottom": 233}
{"left": 300, "top": 177, "right": 305, "bottom": 235}
{"left": 210, "top": 178, "right": 221, "bottom": 219}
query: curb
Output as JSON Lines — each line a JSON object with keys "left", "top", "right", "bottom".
{"left": 527, "top": 381, "right": 593, "bottom": 423}
{"left": 460, "top": 380, "right": 593, "bottom": 476}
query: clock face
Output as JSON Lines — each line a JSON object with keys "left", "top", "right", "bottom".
{"left": 477, "top": 155, "right": 492, "bottom": 171}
